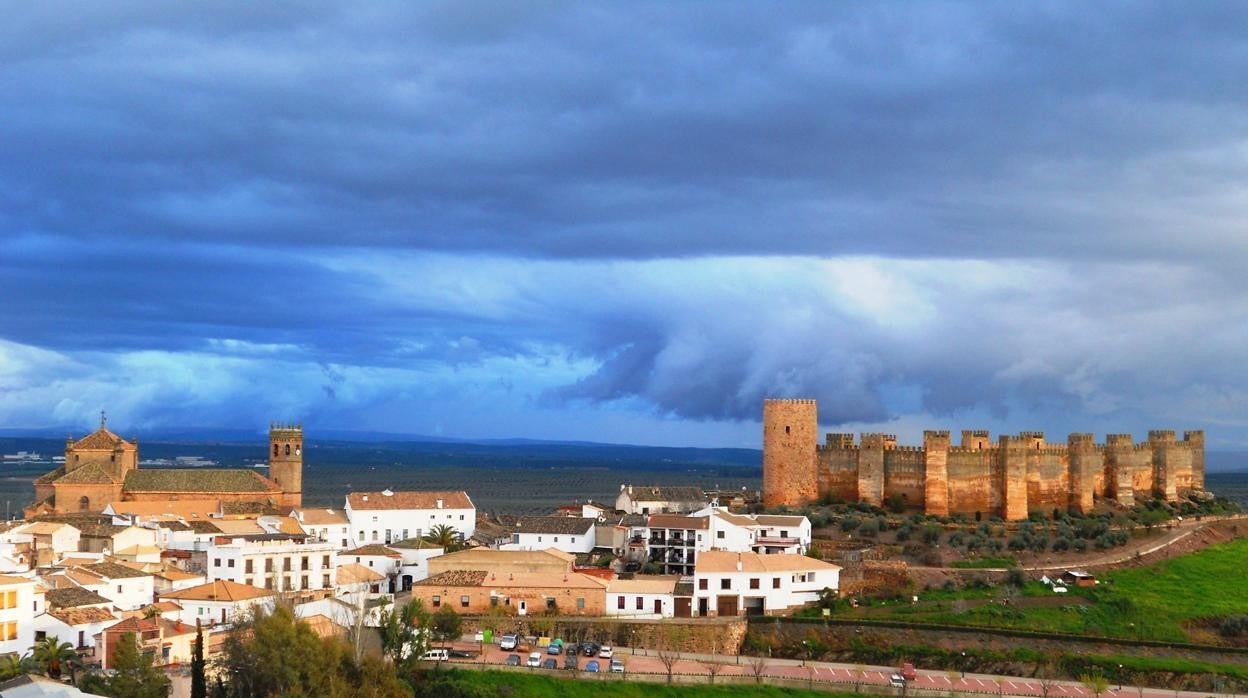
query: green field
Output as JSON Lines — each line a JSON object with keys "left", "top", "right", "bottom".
{"left": 421, "top": 670, "right": 852, "bottom": 697}
{"left": 854, "top": 537, "right": 1248, "bottom": 642}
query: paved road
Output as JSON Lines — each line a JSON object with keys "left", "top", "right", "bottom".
{"left": 443, "top": 638, "right": 1232, "bottom": 698}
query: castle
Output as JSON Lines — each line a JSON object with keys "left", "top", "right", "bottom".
{"left": 27, "top": 416, "right": 304, "bottom": 516}
{"left": 762, "top": 399, "right": 1205, "bottom": 520}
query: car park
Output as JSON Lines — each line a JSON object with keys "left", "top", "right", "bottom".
{"left": 585, "top": 660, "right": 600, "bottom": 672}
{"left": 598, "top": 645, "right": 613, "bottom": 659}
{"left": 527, "top": 652, "right": 542, "bottom": 667}
{"left": 541, "top": 658, "right": 558, "bottom": 670}
{"left": 499, "top": 635, "right": 518, "bottom": 650}
{"left": 609, "top": 660, "right": 625, "bottom": 673}
{"left": 505, "top": 654, "right": 521, "bottom": 666}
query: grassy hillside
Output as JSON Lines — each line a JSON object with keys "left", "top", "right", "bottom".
{"left": 422, "top": 669, "right": 848, "bottom": 697}
{"left": 853, "top": 536, "right": 1248, "bottom": 643}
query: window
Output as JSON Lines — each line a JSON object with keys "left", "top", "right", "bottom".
{"left": 546, "top": 598, "right": 556, "bottom": 610}
{"left": 570, "top": 537, "right": 576, "bottom": 544}
{"left": 576, "top": 597, "right": 585, "bottom": 610}
{"left": 781, "top": 530, "right": 788, "bottom": 538}
{"left": 717, "top": 531, "right": 725, "bottom": 539}
{"left": 432, "top": 595, "right": 441, "bottom": 608}
{"left": 1, "top": 591, "right": 14, "bottom": 609}
{"left": 227, "top": 559, "right": 235, "bottom": 568}
{"left": 300, "top": 575, "right": 308, "bottom": 589}
{"left": 213, "top": 559, "right": 221, "bottom": 567}
{"left": 323, "top": 555, "right": 331, "bottom": 567}
{"left": 79, "top": 496, "right": 90, "bottom": 511}
{"left": 323, "top": 574, "right": 331, "bottom": 587}
{"left": 617, "top": 596, "right": 625, "bottom": 609}
{"left": 357, "top": 530, "right": 365, "bottom": 541}
{"left": 265, "top": 559, "right": 274, "bottom": 573}
{"left": 285, "top": 444, "right": 291, "bottom": 456}
{"left": 461, "top": 595, "right": 470, "bottom": 608}
{"left": 554, "top": 537, "right": 559, "bottom": 543}
{"left": 245, "top": 560, "right": 253, "bottom": 574}
{"left": 698, "top": 579, "right": 708, "bottom": 590}
{"left": 385, "top": 529, "right": 392, "bottom": 543}
{"left": 371, "top": 516, "right": 378, "bottom": 523}
{"left": 402, "top": 529, "right": 409, "bottom": 540}
{"left": 537, "top": 536, "right": 542, "bottom": 543}
{"left": 459, "top": 515, "right": 464, "bottom": 521}
{"left": 490, "top": 596, "right": 499, "bottom": 607}
{"left": 785, "top": 425, "right": 790, "bottom": 434}
{"left": 371, "top": 531, "right": 379, "bottom": 542}
{"left": 116, "top": 585, "right": 122, "bottom": 594}
{"left": 720, "top": 579, "right": 731, "bottom": 590}
{"left": 772, "top": 577, "right": 780, "bottom": 589}
{"left": 635, "top": 597, "right": 643, "bottom": 610}
{"left": 749, "top": 578, "right": 759, "bottom": 590}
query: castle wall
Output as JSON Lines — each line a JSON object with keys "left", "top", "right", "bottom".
{"left": 923, "top": 431, "right": 950, "bottom": 516}
{"left": 815, "top": 445, "right": 859, "bottom": 503}
{"left": 1186, "top": 431, "right": 1205, "bottom": 490}
{"left": 882, "top": 447, "right": 925, "bottom": 509}
{"left": 1000, "top": 437, "right": 1029, "bottom": 521}
{"left": 1024, "top": 446, "right": 1069, "bottom": 514}
{"left": 762, "top": 400, "right": 818, "bottom": 508}
{"left": 1067, "top": 434, "right": 1098, "bottom": 515}
{"left": 857, "top": 434, "right": 888, "bottom": 507}
{"left": 945, "top": 448, "right": 997, "bottom": 516}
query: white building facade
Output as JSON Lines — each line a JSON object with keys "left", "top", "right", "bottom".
{"left": 206, "top": 536, "right": 339, "bottom": 592}
{"left": 692, "top": 551, "right": 839, "bottom": 617}
{"left": 345, "top": 490, "right": 475, "bottom": 548}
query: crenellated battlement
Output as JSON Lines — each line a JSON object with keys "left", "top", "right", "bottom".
{"left": 765, "top": 400, "right": 1206, "bottom": 521}
{"left": 765, "top": 398, "right": 817, "bottom": 405}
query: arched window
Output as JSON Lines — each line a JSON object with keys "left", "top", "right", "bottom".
{"left": 284, "top": 444, "right": 291, "bottom": 456}
{"left": 273, "top": 444, "right": 279, "bottom": 457}
{"left": 79, "top": 496, "right": 90, "bottom": 511}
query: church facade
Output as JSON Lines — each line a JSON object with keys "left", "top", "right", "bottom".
{"left": 28, "top": 419, "right": 304, "bottom": 517}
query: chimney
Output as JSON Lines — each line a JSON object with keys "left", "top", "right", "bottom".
{"left": 736, "top": 554, "right": 743, "bottom": 572}
{"left": 436, "top": 499, "right": 443, "bottom": 509}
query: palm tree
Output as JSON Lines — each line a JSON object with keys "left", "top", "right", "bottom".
{"left": 424, "top": 524, "right": 460, "bottom": 549}
{"left": 0, "top": 653, "right": 35, "bottom": 680}
{"left": 32, "top": 636, "right": 78, "bottom": 683}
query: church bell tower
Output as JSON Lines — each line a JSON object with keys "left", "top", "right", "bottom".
{"left": 268, "top": 424, "right": 303, "bottom": 508}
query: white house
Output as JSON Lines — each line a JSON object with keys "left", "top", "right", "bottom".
{"left": 10, "top": 523, "right": 80, "bottom": 565}
{"left": 605, "top": 575, "right": 680, "bottom": 619}
{"left": 0, "top": 575, "right": 35, "bottom": 657}
{"left": 638, "top": 515, "right": 710, "bottom": 576}
{"left": 614, "top": 485, "right": 708, "bottom": 516}
{"left": 386, "top": 539, "right": 444, "bottom": 590}
{"left": 345, "top": 490, "right": 476, "bottom": 548}
{"left": 337, "top": 544, "right": 403, "bottom": 591}
{"left": 692, "top": 550, "right": 840, "bottom": 617}
{"left": 32, "top": 606, "right": 117, "bottom": 651}
{"left": 72, "top": 562, "right": 155, "bottom": 612}
{"left": 159, "top": 579, "right": 276, "bottom": 627}
{"left": 290, "top": 508, "right": 351, "bottom": 549}
{"left": 207, "top": 535, "right": 338, "bottom": 593}
{"left": 497, "top": 518, "right": 596, "bottom": 555}
{"left": 692, "top": 507, "right": 812, "bottom": 555}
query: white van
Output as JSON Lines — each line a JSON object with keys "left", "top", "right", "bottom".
{"left": 420, "top": 648, "right": 449, "bottom": 662}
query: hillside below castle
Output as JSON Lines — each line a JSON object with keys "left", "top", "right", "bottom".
{"left": 762, "top": 399, "right": 1205, "bottom": 520}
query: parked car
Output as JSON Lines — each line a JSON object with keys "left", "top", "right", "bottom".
{"left": 527, "top": 652, "right": 542, "bottom": 667}
{"left": 505, "top": 654, "right": 521, "bottom": 666}
{"left": 598, "top": 645, "right": 613, "bottom": 659}
{"left": 890, "top": 673, "right": 906, "bottom": 688}
{"left": 499, "top": 635, "right": 518, "bottom": 651}
{"left": 541, "top": 658, "right": 558, "bottom": 670}
{"left": 623, "top": 561, "right": 641, "bottom": 572}
{"left": 448, "top": 649, "right": 476, "bottom": 659}
{"left": 419, "top": 649, "right": 449, "bottom": 662}
{"left": 900, "top": 662, "right": 916, "bottom": 681}
{"left": 582, "top": 642, "right": 601, "bottom": 657}
{"left": 585, "top": 660, "right": 600, "bottom": 672}
{"left": 609, "top": 660, "right": 625, "bottom": 673}
{"left": 564, "top": 654, "right": 578, "bottom": 670}
{"left": 566, "top": 643, "right": 580, "bottom": 656}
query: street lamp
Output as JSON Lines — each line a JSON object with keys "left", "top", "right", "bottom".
{"left": 1117, "top": 664, "right": 1123, "bottom": 690}
{"left": 801, "top": 640, "right": 808, "bottom": 667}
{"left": 961, "top": 651, "right": 966, "bottom": 679}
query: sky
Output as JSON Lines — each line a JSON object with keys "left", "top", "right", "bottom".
{"left": 2, "top": 2, "right": 1248, "bottom": 448}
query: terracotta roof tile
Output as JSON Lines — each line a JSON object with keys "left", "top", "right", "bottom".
{"left": 293, "top": 508, "right": 348, "bottom": 525}
{"left": 341, "top": 544, "right": 401, "bottom": 558}
{"left": 80, "top": 562, "right": 150, "bottom": 580}
{"left": 161, "top": 579, "right": 274, "bottom": 602}
{"left": 623, "top": 485, "right": 705, "bottom": 502}
{"left": 107, "top": 499, "right": 221, "bottom": 520}
{"left": 413, "top": 570, "right": 488, "bottom": 587}
{"left": 54, "top": 464, "right": 119, "bottom": 485}
{"left": 346, "top": 490, "right": 473, "bottom": 511}
{"left": 647, "top": 514, "right": 708, "bottom": 530}
{"left": 124, "top": 469, "right": 277, "bottom": 493}
{"left": 48, "top": 606, "right": 116, "bottom": 626}
{"left": 71, "top": 427, "right": 135, "bottom": 451}
{"left": 46, "top": 587, "right": 111, "bottom": 609}
{"left": 34, "top": 467, "right": 66, "bottom": 484}
{"left": 694, "top": 550, "right": 841, "bottom": 574}
{"left": 335, "top": 563, "right": 386, "bottom": 585}
{"left": 510, "top": 517, "right": 596, "bottom": 535}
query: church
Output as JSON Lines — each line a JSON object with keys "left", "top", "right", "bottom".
{"left": 27, "top": 416, "right": 304, "bottom": 517}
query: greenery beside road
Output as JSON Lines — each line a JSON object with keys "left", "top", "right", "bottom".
{"left": 435, "top": 670, "right": 854, "bottom": 697}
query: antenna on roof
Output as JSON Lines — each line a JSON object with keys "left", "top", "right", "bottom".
{"left": 100, "top": 410, "right": 107, "bottom": 428}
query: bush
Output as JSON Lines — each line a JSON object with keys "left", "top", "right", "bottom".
{"left": 921, "top": 524, "right": 943, "bottom": 545}
{"left": 895, "top": 525, "right": 912, "bottom": 542}
{"left": 840, "top": 516, "right": 862, "bottom": 533}
{"left": 1073, "top": 539, "right": 1088, "bottom": 552}
{"left": 1005, "top": 568, "right": 1026, "bottom": 587}
{"left": 1008, "top": 536, "right": 1027, "bottom": 552}
{"left": 948, "top": 531, "right": 965, "bottom": 546}
{"left": 1052, "top": 536, "right": 1071, "bottom": 552}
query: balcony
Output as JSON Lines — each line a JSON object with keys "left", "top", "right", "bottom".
{"left": 755, "top": 536, "right": 800, "bottom": 546}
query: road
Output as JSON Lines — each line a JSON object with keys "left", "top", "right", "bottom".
{"left": 442, "top": 637, "right": 1232, "bottom": 698}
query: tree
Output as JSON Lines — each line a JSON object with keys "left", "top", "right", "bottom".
{"left": 191, "top": 621, "right": 207, "bottom": 698}
{"left": 0, "top": 653, "right": 35, "bottom": 681}
{"left": 656, "top": 625, "right": 687, "bottom": 684}
{"left": 84, "top": 632, "right": 171, "bottom": 698}
{"left": 377, "top": 598, "right": 430, "bottom": 668}
{"left": 749, "top": 655, "right": 769, "bottom": 685}
{"left": 701, "top": 630, "right": 723, "bottom": 684}
{"left": 430, "top": 606, "right": 463, "bottom": 647}
{"left": 1081, "top": 672, "right": 1109, "bottom": 698}
{"left": 424, "top": 524, "right": 461, "bottom": 549}
{"left": 31, "top": 636, "right": 78, "bottom": 683}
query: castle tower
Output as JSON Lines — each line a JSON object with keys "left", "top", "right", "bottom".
{"left": 1184, "top": 430, "right": 1205, "bottom": 491}
{"left": 858, "top": 433, "right": 892, "bottom": 508}
{"left": 1000, "top": 435, "right": 1028, "bottom": 521}
{"left": 1105, "top": 434, "right": 1136, "bottom": 507}
{"left": 762, "top": 399, "right": 818, "bottom": 508}
{"left": 1149, "top": 430, "right": 1178, "bottom": 501}
{"left": 923, "top": 430, "right": 950, "bottom": 516}
{"left": 1067, "top": 433, "right": 1097, "bottom": 515}
{"left": 269, "top": 424, "right": 304, "bottom": 508}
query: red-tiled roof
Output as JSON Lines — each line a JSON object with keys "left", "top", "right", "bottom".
{"left": 346, "top": 490, "right": 473, "bottom": 511}
{"left": 71, "top": 427, "right": 136, "bottom": 451}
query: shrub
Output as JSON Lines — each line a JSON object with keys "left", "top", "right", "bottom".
{"left": 1073, "top": 539, "right": 1088, "bottom": 552}
{"left": 1005, "top": 568, "right": 1026, "bottom": 587}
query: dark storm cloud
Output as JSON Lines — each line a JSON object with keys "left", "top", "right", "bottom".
{"left": 4, "top": 2, "right": 1248, "bottom": 260}
{"left": 3, "top": 2, "right": 1248, "bottom": 445}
